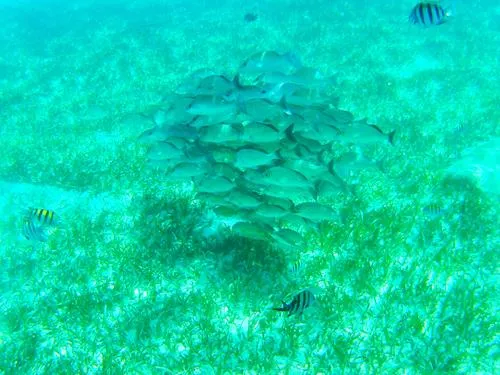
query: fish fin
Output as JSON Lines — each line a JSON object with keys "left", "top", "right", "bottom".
{"left": 285, "top": 124, "right": 296, "bottom": 143}
{"left": 285, "top": 52, "right": 302, "bottom": 69}
{"left": 330, "top": 96, "right": 340, "bottom": 108}
{"left": 368, "top": 124, "right": 384, "bottom": 134}
{"left": 236, "top": 97, "right": 247, "bottom": 115}
{"left": 233, "top": 73, "right": 243, "bottom": 89}
{"left": 253, "top": 73, "right": 265, "bottom": 85}
{"left": 279, "top": 96, "right": 291, "bottom": 115}
{"left": 318, "top": 149, "right": 330, "bottom": 165}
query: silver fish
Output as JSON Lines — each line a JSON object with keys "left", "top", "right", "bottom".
{"left": 283, "top": 158, "right": 328, "bottom": 181}
{"left": 194, "top": 74, "right": 234, "bottom": 96}
{"left": 294, "top": 202, "right": 339, "bottom": 223}
{"left": 199, "top": 123, "right": 242, "bottom": 144}
{"left": 285, "top": 88, "right": 337, "bottom": 108}
{"left": 273, "top": 228, "right": 304, "bottom": 246}
{"left": 239, "top": 51, "right": 301, "bottom": 75}
{"left": 260, "top": 166, "right": 310, "bottom": 188}
{"left": 234, "top": 148, "right": 279, "bottom": 170}
{"left": 198, "top": 176, "right": 235, "bottom": 194}
{"left": 337, "top": 120, "right": 395, "bottom": 145}
{"left": 186, "top": 95, "right": 239, "bottom": 117}
{"left": 147, "top": 141, "right": 184, "bottom": 161}
{"left": 175, "top": 68, "right": 217, "bottom": 95}
{"left": 241, "top": 122, "right": 281, "bottom": 144}
{"left": 225, "top": 190, "right": 262, "bottom": 209}
{"left": 258, "top": 67, "right": 336, "bottom": 89}
{"left": 231, "top": 221, "right": 271, "bottom": 241}
{"left": 169, "top": 162, "right": 207, "bottom": 178}
{"left": 255, "top": 204, "right": 289, "bottom": 219}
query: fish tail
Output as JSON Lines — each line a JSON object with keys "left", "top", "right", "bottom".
{"left": 285, "top": 52, "right": 302, "bottom": 69}
{"left": 236, "top": 96, "right": 247, "bottom": 114}
{"left": 285, "top": 124, "right": 296, "bottom": 143}
{"left": 388, "top": 130, "right": 396, "bottom": 145}
{"left": 233, "top": 73, "right": 243, "bottom": 89}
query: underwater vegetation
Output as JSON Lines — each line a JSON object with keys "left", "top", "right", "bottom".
{"left": 0, "top": 0, "right": 498, "bottom": 373}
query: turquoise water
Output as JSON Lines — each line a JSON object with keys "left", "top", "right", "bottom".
{"left": 0, "top": 0, "right": 498, "bottom": 373}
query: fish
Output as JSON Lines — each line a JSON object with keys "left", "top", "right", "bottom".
{"left": 225, "top": 190, "right": 262, "bottom": 209}
{"left": 273, "top": 290, "right": 315, "bottom": 316}
{"left": 231, "top": 221, "right": 271, "bottom": 241}
{"left": 27, "top": 208, "right": 58, "bottom": 226}
{"left": 283, "top": 158, "right": 328, "bottom": 181}
{"left": 198, "top": 176, "right": 235, "bottom": 194}
{"left": 234, "top": 147, "right": 279, "bottom": 170}
{"left": 258, "top": 67, "right": 336, "bottom": 90}
{"left": 194, "top": 74, "right": 234, "bottom": 97}
{"left": 22, "top": 217, "right": 48, "bottom": 242}
{"left": 227, "top": 75, "right": 277, "bottom": 103}
{"left": 285, "top": 88, "right": 337, "bottom": 108}
{"left": 289, "top": 259, "right": 302, "bottom": 273}
{"left": 169, "top": 162, "right": 207, "bottom": 178}
{"left": 258, "top": 183, "right": 316, "bottom": 204}
{"left": 244, "top": 12, "right": 258, "bottom": 23}
{"left": 211, "top": 147, "right": 237, "bottom": 164}
{"left": 260, "top": 166, "right": 311, "bottom": 189}
{"left": 239, "top": 51, "right": 302, "bottom": 75}
{"left": 263, "top": 196, "right": 294, "bottom": 211}
{"left": 254, "top": 204, "right": 289, "bottom": 219}
{"left": 294, "top": 202, "right": 339, "bottom": 223}
{"left": 409, "top": 2, "right": 450, "bottom": 26}
{"left": 199, "top": 123, "right": 242, "bottom": 145}
{"left": 175, "top": 68, "right": 216, "bottom": 95}
{"left": 241, "top": 122, "right": 282, "bottom": 144}
{"left": 337, "top": 120, "right": 395, "bottom": 146}
{"left": 212, "top": 205, "right": 241, "bottom": 218}
{"left": 422, "top": 203, "right": 444, "bottom": 217}
{"left": 147, "top": 141, "right": 185, "bottom": 161}
{"left": 186, "top": 95, "right": 239, "bottom": 117}
{"left": 296, "top": 123, "right": 341, "bottom": 145}
{"left": 239, "top": 99, "right": 285, "bottom": 122}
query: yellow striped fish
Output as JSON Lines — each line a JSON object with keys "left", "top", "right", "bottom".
{"left": 27, "top": 208, "right": 57, "bottom": 226}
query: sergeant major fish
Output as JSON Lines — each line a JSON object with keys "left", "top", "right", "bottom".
{"left": 409, "top": 2, "right": 451, "bottom": 26}
{"left": 273, "top": 290, "right": 315, "bottom": 316}
{"left": 27, "top": 208, "right": 58, "bottom": 226}
{"left": 22, "top": 217, "right": 48, "bottom": 242}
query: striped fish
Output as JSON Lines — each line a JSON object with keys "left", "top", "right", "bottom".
{"left": 273, "top": 290, "right": 315, "bottom": 316}
{"left": 423, "top": 203, "right": 444, "bottom": 218}
{"left": 409, "top": 2, "right": 449, "bottom": 26}
{"left": 22, "top": 217, "right": 48, "bottom": 242}
{"left": 27, "top": 208, "right": 57, "bottom": 226}
{"left": 289, "top": 259, "right": 302, "bottom": 273}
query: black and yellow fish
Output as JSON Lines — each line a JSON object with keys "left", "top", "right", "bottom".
{"left": 273, "top": 290, "right": 315, "bottom": 316}
{"left": 27, "top": 208, "right": 57, "bottom": 226}
{"left": 22, "top": 208, "right": 58, "bottom": 242}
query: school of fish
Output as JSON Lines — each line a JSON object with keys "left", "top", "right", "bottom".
{"left": 140, "top": 51, "right": 395, "bottom": 249}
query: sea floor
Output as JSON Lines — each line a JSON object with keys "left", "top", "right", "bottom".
{"left": 0, "top": 0, "right": 498, "bottom": 373}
